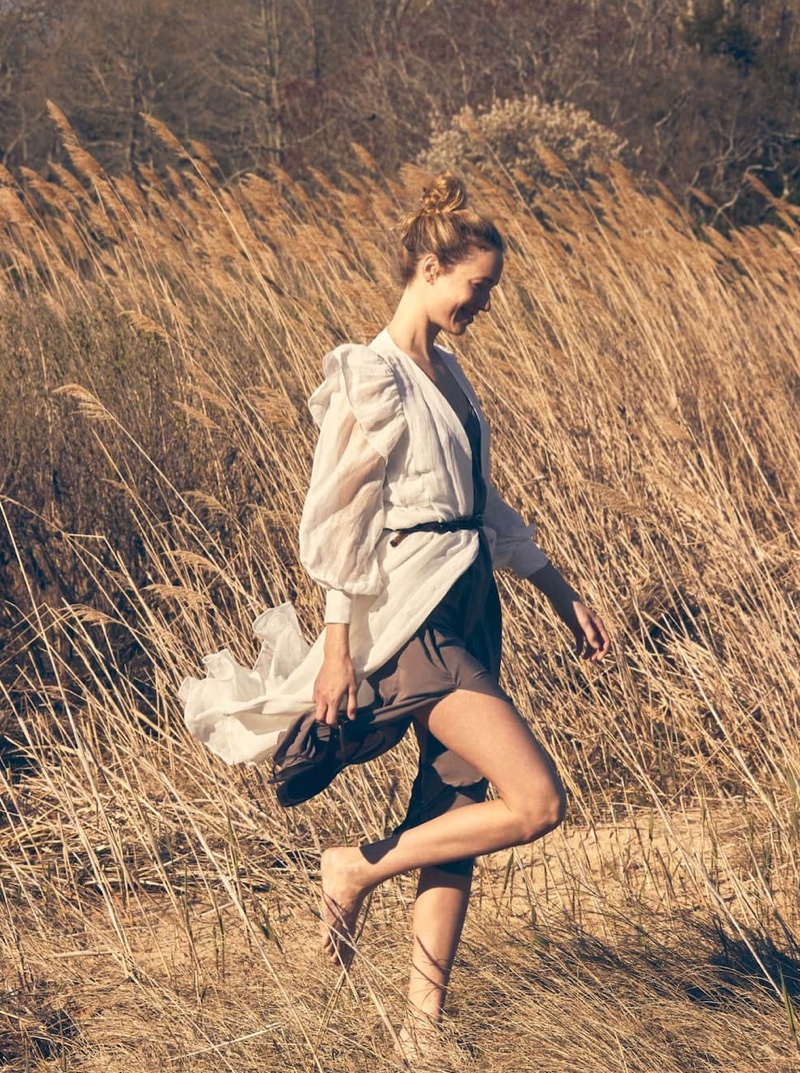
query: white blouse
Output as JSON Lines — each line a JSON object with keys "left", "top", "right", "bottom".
{"left": 180, "top": 329, "right": 548, "bottom": 765}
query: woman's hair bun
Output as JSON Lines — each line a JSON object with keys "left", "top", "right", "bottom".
{"left": 395, "top": 170, "right": 503, "bottom": 284}
{"left": 419, "top": 172, "right": 468, "bottom": 216}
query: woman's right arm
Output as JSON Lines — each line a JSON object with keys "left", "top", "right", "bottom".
{"left": 300, "top": 398, "right": 384, "bottom": 727}
{"left": 299, "top": 346, "right": 406, "bottom": 726}
{"left": 314, "top": 623, "right": 358, "bottom": 726}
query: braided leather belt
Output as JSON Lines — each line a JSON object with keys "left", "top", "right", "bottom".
{"left": 388, "top": 514, "right": 484, "bottom": 547}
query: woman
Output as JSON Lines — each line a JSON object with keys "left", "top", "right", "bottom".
{"left": 181, "top": 172, "right": 610, "bottom": 1059}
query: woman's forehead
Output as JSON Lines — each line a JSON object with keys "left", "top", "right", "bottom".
{"left": 461, "top": 246, "right": 503, "bottom": 282}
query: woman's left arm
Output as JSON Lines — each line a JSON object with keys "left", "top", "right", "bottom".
{"left": 479, "top": 455, "right": 610, "bottom": 659}
{"left": 527, "top": 562, "right": 611, "bottom": 662}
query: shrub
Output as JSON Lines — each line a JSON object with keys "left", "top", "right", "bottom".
{"left": 417, "top": 93, "right": 629, "bottom": 191}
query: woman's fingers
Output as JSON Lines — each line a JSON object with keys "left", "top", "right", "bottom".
{"left": 572, "top": 605, "right": 611, "bottom": 661}
{"left": 313, "top": 671, "right": 359, "bottom": 725}
{"left": 583, "top": 612, "right": 611, "bottom": 661}
{"left": 584, "top": 625, "right": 602, "bottom": 659}
{"left": 593, "top": 615, "right": 612, "bottom": 659}
{"left": 323, "top": 693, "right": 343, "bottom": 725}
{"left": 313, "top": 685, "right": 339, "bottom": 725}
{"left": 321, "top": 695, "right": 337, "bottom": 725}
{"left": 313, "top": 694, "right": 332, "bottom": 725}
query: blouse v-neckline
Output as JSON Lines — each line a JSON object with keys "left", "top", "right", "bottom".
{"left": 376, "top": 328, "right": 476, "bottom": 453}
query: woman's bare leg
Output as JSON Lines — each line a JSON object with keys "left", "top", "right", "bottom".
{"left": 319, "top": 689, "right": 565, "bottom": 963}
{"left": 396, "top": 865, "right": 472, "bottom": 1058}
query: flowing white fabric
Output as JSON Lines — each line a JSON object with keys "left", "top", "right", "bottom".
{"left": 180, "top": 329, "right": 548, "bottom": 765}
{"left": 299, "top": 344, "right": 406, "bottom": 623}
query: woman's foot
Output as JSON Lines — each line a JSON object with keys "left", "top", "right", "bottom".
{"left": 395, "top": 1012, "right": 441, "bottom": 1067}
{"left": 319, "top": 846, "right": 372, "bottom": 967}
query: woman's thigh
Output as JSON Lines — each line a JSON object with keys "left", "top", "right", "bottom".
{"left": 414, "top": 689, "right": 564, "bottom": 811}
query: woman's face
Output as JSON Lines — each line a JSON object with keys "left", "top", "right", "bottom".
{"left": 424, "top": 245, "right": 504, "bottom": 337}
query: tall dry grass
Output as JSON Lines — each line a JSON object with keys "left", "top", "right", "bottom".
{"left": 0, "top": 112, "right": 799, "bottom": 1070}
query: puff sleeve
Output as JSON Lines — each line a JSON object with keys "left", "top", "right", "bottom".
{"left": 298, "top": 345, "right": 406, "bottom": 623}
{"left": 483, "top": 480, "right": 549, "bottom": 578}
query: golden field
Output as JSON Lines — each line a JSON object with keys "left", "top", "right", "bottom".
{"left": 0, "top": 110, "right": 799, "bottom": 1070}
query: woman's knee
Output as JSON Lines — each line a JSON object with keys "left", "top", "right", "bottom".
{"left": 542, "top": 777, "right": 568, "bottom": 834}
{"left": 512, "top": 773, "right": 567, "bottom": 843}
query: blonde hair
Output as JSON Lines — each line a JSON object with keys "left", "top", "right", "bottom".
{"left": 396, "top": 172, "right": 504, "bottom": 284}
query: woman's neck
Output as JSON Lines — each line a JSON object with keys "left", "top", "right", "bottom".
{"left": 386, "top": 288, "right": 439, "bottom": 367}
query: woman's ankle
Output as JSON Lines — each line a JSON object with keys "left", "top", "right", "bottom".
{"left": 400, "top": 1006, "right": 442, "bottom": 1049}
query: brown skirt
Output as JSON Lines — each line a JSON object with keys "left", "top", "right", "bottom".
{"left": 271, "top": 533, "right": 510, "bottom": 876}
{"left": 367, "top": 531, "right": 506, "bottom": 717}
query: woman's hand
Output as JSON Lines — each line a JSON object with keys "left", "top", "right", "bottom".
{"left": 560, "top": 599, "right": 611, "bottom": 662}
{"left": 314, "top": 623, "right": 359, "bottom": 726}
{"left": 528, "top": 563, "right": 611, "bottom": 662}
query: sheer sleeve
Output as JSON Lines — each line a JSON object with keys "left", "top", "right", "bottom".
{"left": 298, "top": 345, "right": 405, "bottom": 624}
{"left": 483, "top": 480, "right": 549, "bottom": 578}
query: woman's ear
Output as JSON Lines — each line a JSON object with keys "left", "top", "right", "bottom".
{"left": 421, "top": 254, "right": 439, "bottom": 285}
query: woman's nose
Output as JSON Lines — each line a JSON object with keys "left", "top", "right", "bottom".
{"left": 481, "top": 294, "right": 492, "bottom": 312}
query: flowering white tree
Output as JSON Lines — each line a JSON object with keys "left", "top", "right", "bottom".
{"left": 418, "top": 94, "right": 629, "bottom": 191}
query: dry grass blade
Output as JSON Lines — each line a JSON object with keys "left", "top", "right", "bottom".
{"left": 121, "top": 309, "right": 172, "bottom": 340}
{"left": 140, "top": 112, "right": 188, "bottom": 157}
{"left": 46, "top": 100, "right": 106, "bottom": 182}
{"left": 51, "top": 383, "right": 113, "bottom": 422}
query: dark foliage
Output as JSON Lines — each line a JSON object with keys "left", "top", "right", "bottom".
{"left": 1, "top": 2, "right": 800, "bottom": 224}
